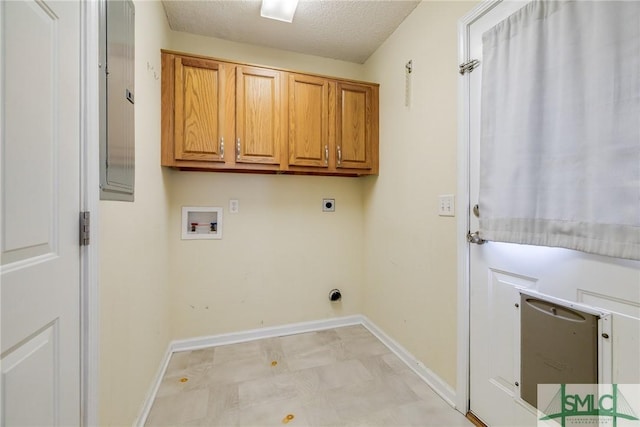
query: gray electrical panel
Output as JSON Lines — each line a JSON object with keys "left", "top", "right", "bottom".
{"left": 520, "top": 294, "right": 598, "bottom": 409}
{"left": 100, "top": 0, "right": 135, "bottom": 201}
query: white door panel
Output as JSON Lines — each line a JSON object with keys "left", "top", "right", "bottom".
{"left": 467, "top": 2, "right": 640, "bottom": 426}
{"left": 1, "top": 0, "right": 58, "bottom": 265}
{"left": 1, "top": 0, "right": 81, "bottom": 425}
{"left": 2, "top": 325, "right": 58, "bottom": 426}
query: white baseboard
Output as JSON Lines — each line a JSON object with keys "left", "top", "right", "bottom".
{"left": 134, "top": 315, "right": 457, "bottom": 426}
{"left": 170, "top": 315, "right": 364, "bottom": 353}
{"left": 134, "top": 344, "right": 173, "bottom": 427}
{"left": 359, "top": 316, "right": 457, "bottom": 407}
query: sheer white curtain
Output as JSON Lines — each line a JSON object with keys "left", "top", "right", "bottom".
{"left": 479, "top": 1, "right": 640, "bottom": 260}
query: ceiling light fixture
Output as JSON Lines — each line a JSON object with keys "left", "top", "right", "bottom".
{"left": 260, "top": 0, "right": 299, "bottom": 23}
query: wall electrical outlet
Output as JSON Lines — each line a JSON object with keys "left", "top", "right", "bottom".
{"left": 229, "top": 199, "right": 239, "bottom": 213}
{"left": 322, "top": 199, "right": 335, "bottom": 212}
{"left": 438, "top": 194, "right": 455, "bottom": 217}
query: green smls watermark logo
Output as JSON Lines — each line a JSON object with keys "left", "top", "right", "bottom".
{"left": 538, "top": 384, "right": 640, "bottom": 427}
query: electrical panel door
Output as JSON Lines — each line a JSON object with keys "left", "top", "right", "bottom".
{"left": 100, "top": 0, "right": 135, "bottom": 201}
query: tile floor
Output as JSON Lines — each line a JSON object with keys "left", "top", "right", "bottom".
{"left": 145, "top": 325, "right": 472, "bottom": 426}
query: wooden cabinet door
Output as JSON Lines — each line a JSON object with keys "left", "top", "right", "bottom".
{"left": 288, "top": 74, "right": 330, "bottom": 168}
{"left": 336, "top": 82, "right": 372, "bottom": 170}
{"left": 174, "top": 57, "right": 227, "bottom": 162}
{"left": 162, "top": 50, "right": 378, "bottom": 175}
{"left": 236, "top": 66, "right": 282, "bottom": 165}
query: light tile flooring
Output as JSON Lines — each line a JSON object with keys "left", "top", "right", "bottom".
{"left": 145, "top": 325, "right": 472, "bottom": 426}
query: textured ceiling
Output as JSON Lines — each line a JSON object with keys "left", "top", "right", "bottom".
{"left": 161, "top": 1, "right": 421, "bottom": 64}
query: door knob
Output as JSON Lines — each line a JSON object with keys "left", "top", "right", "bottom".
{"left": 467, "top": 231, "right": 486, "bottom": 245}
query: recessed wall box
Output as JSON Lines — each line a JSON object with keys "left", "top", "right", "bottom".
{"left": 181, "top": 207, "right": 223, "bottom": 240}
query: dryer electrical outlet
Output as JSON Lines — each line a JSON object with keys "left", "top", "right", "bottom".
{"left": 322, "top": 199, "right": 335, "bottom": 212}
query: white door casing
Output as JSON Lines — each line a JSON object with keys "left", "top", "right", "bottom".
{"left": 459, "top": 1, "right": 640, "bottom": 426}
{"left": 1, "top": 1, "right": 83, "bottom": 425}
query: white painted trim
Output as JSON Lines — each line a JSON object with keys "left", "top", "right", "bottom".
{"left": 134, "top": 345, "right": 173, "bottom": 427}
{"left": 456, "top": 0, "right": 503, "bottom": 416}
{"left": 135, "top": 315, "right": 458, "bottom": 426}
{"left": 79, "top": 0, "right": 100, "bottom": 426}
{"left": 170, "top": 315, "right": 364, "bottom": 353}
{"left": 456, "top": 10, "right": 472, "bottom": 415}
{"left": 360, "top": 317, "right": 457, "bottom": 406}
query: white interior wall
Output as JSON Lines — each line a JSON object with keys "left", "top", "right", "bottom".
{"left": 98, "top": 1, "right": 172, "bottom": 425}
{"left": 167, "top": 173, "right": 365, "bottom": 339}
{"left": 168, "top": 30, "right": 365, "bottom": 80}
{"left": 362, "top": 0, "right": 478, "bottom": 389}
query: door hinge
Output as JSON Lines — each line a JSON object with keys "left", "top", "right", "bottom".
{"left": 459, "top": 59, "right": 480, "bottom": 75}
{"left": 80, "top": 211, "right": 91, "bottom": 246}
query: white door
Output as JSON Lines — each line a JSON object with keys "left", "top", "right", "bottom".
{"left": 1, "top": 1, "right": 81, "bottom": 425}
{"left": 466, "top": 2, "right": 640, "bottom": 426}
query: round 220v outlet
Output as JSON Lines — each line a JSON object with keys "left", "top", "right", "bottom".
{"left": 322, "top": 199, "right": 335, "bottom": 212}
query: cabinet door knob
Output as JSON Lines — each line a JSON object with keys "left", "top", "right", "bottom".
{"left": 324, "top": 145, "right": 329, "bottom": 165}
{"left": 220, "top": 137, "right": 225, "bottom": 159}
{"left": 337, "top": 146, "right": 342, "bottom": 166}
{"left": 236, "top": 138, "right": 241, "bottom": 161}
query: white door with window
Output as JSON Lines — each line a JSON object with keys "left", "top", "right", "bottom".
{"left": 1, "top": 1, "right": 82, "bottom": 425}
{"left": 464, "top": 1, "right": 640, "bottom": 426}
